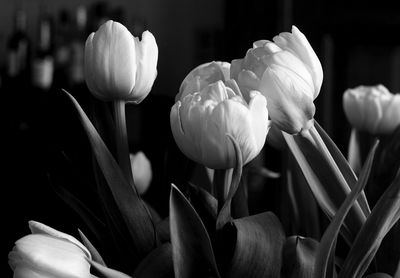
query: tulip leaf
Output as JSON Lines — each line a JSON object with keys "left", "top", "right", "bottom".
{"left": 188, "top": 182, "right": 218, "bottom": 220}
{"left": 219, "top": 211, "right": 285, "bottom": 278}
{"left": 133, "top": 243, "right": 174, "bottom": 278}
{"left": 216, "top": 134, "right": 243, "bottom": 230}
{"left": 339, "top": 168, "right": 400, "bottom": 278}
{"left": 62, "top": 90, "right": 156, "bottom": 261}
{"left": 347, "top": 128, "right": 362, "bottom": 175}
{"left": 187, "top": 182, "right": 218, "bottom": 238}
{"left": 78, "top": 229, "right": 106, "bottom": 266}
{"left": 285, "top": 153, "right": 321, "bottom": 239}
{"left": 155, "top": 217, "right": 171, "bottom": 243}
{"left": 47, "top": 173, "right": 105, "bottom": 243}
{"left": 282, "top": 126, "right": 366, "bottom": 244}
{"left": 90, "top": 260, "right": 132, "bottom": 278}
{"left": 314, "top": 121, "right": 370, "bottom": 217}
{"left": 313, "top": 141, "right": 378, "bottom": 278}
{"left": 281, "top": 236, "right": 319, "bottom": 278}
{"left": 169, "top": 184, "right": 221, "bottom": 278}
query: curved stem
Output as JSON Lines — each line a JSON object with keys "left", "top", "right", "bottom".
{"left": 214, "top": 169, "right": 233, "bottom": 213}
{"left": 112, "top": 100, "right": 134, "bottom": 186}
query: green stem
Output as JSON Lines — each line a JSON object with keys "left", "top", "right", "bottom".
{"left": 112, "top": 100, "right": 134, "bottom": 186}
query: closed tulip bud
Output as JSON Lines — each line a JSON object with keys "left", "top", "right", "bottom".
{"left": 231, "top": 26, "right": 323, "bottom": 134}
{"left": 85, "top": 20, "right": 158, "bottom": 103}
{"left": 177, "top": 61, "right": 231, "bottom": 101}
{"left": 343, "top": 84, "right": 400, "bottom": 135}
{"left": 170, "top": 71, "right": 270, "bottom": 169}
{"left": 130, "top": 151, "right": 152, "bottom": 195}
{"left": 8, "top": 221, "right": 92, "bottom": 278}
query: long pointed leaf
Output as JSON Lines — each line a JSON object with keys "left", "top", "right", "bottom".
{"left": 90, "top": 260, "right": 132, "bottom": 278}
{"left": 62, "top": 90, "right": 156, "bottom": 260}
{"left": 314, "top": 141, "right": 378, "bottom": 278}
{"left": 339, "top": 169, "right": 400, "bottom": 278}
{"left": 283, "top": 125, "right": 367, "bottom": 244}
{"left": 170, "top": 184, "right": 221, "bottom": 278}
{"left": 314, "top": 121, "right": 370, "bottom": 217}
{"left": 78, "top": 229, "right": 106, "bottom": 266}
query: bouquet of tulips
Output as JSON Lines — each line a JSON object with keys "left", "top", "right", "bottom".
{"left": 8, "top": 19, "right": 400, "bottom": 278}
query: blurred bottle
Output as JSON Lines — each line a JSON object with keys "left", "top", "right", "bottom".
{"left": 5, "top": 8, "right": 32, "bottom": 130}
{"left": 32, "top": 10, "right": 54, "bottom": 92}
{"left": 6, "top": 9, "right": 31, "bottom": 82}
{"left": 69, "top": 5, "right": 87, "bottom": 89}
{"left": 53, "top": 9, "right": 72, "bottom": 90}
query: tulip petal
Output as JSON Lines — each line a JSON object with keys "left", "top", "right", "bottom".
{"left": 131, "top": 30, "right": 158, "bottom": 102}
{"left": 11, "top": 234, "right": 91, "bottom": 278}
{"left": 261, "top": 64, "right": 315, "bottom": 134}
{"left": 380, "top": 94, "right": 400, "bottom": 134}
{"left": 108, "top": 21, "right": 137, "bottom": 99}
{"left": 29, "top": 221, "right": 91, "bottom": 259}
{"left": 273, "top": 25, "right": 323, "bottom": 97}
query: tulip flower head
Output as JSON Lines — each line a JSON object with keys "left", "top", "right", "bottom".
{"left": 85, "top": 20, "right": 158, "bottom": 103}
{"left": 177, "top": 61, "right": 231, "bottom": 101}
{"left": 9, "top": 221, "right": 92, "bottom": 278}
{"left": 130, "top": 151, "right": 153, "bottom": 195}
{"left": 171, "top": 61, "right": 270, "bottom": 169}
{"left": 343, "top": 84, "right": 400, "bottom": 134}
{"left": 231, "top": 26, "right": 323, "bottom": 134}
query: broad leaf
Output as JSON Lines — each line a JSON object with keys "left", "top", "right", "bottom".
{"left": 314, "top": 141, "right": 378, "bottom": 278}
{"left": 62, "top": 90, "right": 156, "bottom": 262}
{"left": 281, "top": 236, "right": 319, "bottom": 278}
{"left": 134, "top": 243, "right": 174, "bottom": 278}
{"left": 169, "top": 184, "right": 220, "bottom": 278}
{"left": 339, "top": 169, "right": 400, "bottom": 278}
{"left": 220, "top": 212, "right": 285, "bottom": 278}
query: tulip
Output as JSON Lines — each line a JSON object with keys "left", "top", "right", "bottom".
{"left": 8, "top": 221, "right": 92, "bottom": 278}
{"left": 85, "top": 20, "right": 158, "bottom": 103}
{"left": 231, "top": 26, "right": 323, "bottom": 134}
{"left": 177, "top": 61, "right": 230, "bottom": 101}
{"left": 130, "top": 151, "right": 153, "bottom": 195}
{"left": 170, "top": 72, "right": 269, "bottom": 169}
{"left": 343, "top": 84, "right": 400, "bottom": 134}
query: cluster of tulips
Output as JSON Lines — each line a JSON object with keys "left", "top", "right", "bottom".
{"left": 8, "top": 19, "right": 400, "bottom": 278}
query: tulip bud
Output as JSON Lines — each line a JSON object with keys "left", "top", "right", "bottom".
{"left": 343, "top": 84, "right": 400, "bottom": 135}
{"left": 177, "top": 61, "right": 231, "bottom": 101}
{"left": 85, "top": 20, "right": 158, "bottom": 103}
{"left": 170, "top": 65, "right": 270, "bottom": 169}
{"left": 130, "top": 151, "right": 153, "bottom": 195}
{"left": 8, "top": 221, "right": 92, "bottom": 278}
{"left": 232, "top": 26, "right": 323, "bottom": 134}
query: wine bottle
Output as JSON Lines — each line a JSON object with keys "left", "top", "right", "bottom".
{"left": 31, "top": 11, "right": 54, "bottom": 91}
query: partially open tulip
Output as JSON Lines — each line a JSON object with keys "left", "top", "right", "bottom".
{"left": 8, "top": 221, "right": 92, "bottom": 278}
{"left": 343, "top": 84, "right": 400, "bottom": 134}
{"left": 85, "top": 20, "right": 158, "bottom": 103}
{"left": 231, "top": 26, "right": 323, "bottom": 134}
{"left": 130, "top": 151, "right": 152, "bottom": 195}
{"left": 170, "top": 64, "right": 270, "bottom": 169}
{"left": 177, "top": 61, "right": 230, "bottom": 101}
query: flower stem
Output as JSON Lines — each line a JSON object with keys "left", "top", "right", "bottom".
{"left": 214, "top": 169, "right": 233, "bottom": 213}
{"left": 112, "top": 100, "right": 134, "bottom": 186}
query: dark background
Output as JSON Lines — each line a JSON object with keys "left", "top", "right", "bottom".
{"left": 3, "top": 0, "right": 400, "bottom": 276}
